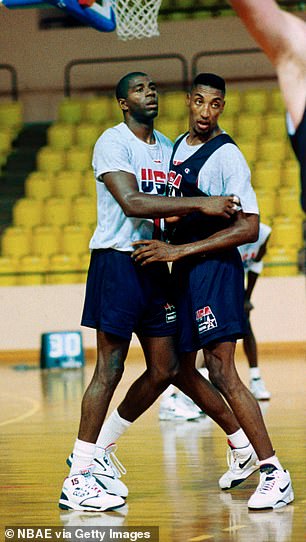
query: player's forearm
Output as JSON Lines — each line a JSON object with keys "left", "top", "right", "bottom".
{"left": 245, "top": 270, "right": 259, "bottom": 300}
{"left": 123, "top": 193, "right": 205, "bottom": 218}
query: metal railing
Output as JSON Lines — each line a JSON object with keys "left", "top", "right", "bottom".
{"left": 63, "top": 53, "right": 189, "bottom": 97}
{"left": 0, "top": 64, "right": 18, "bottom": 101}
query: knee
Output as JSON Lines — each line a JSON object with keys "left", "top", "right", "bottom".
{"left": 95, "top": 361, "right": 124, "bottom": 392}
{"left": 149, "top": 359, "right": 179, "bottom": 386}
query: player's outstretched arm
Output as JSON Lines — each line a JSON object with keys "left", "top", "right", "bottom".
{"left": 228, "top": 0, "right": 306, "bottom": 127}
{"left": 101, "top": 171, "right": 239, "bottom": 219}
{"left": 132, "top": 212, "right": 259, "bottom": 264}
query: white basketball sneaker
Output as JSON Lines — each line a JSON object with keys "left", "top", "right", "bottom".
{"left": 59, "top": 470, "right": 125, "bottom": 511}
{"left": 248, "top": 465, "right": 294, "bottom": 509}
{"left": 250, "top": 378, "right": 271, "bottom": 400}
{"left": 159, "top": 393, "right": 202, "bottom": 421}
{"left": 219, "top": 443, "right": 259, "bottom": 489}
{"left": 67, "top": 444, "right": 128, "bottom": 498}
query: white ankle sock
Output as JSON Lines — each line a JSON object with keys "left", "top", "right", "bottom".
{"left": 250, "top": 367, "right": 261, "bottom": 380}
{"left": 259, "top": 454, "right": 283, "bottom": 470}
{"left": 227, "top": 428, "right": 250, "bottom": 449}
{"left": 96, "top": 409, "right": 132, "bottom": 450}
{"left": 70, "top": 438, "right": 95, "bottom": 475}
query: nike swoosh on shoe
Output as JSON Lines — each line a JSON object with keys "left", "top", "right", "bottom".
{"left": 239, "top": 454, "right": 253, "bottom": 469}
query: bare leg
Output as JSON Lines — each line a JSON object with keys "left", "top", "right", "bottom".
{"left": 78, "top": 330, "right": 129, "bottom": 442}
{"left": 243, "top": 316, "right": 258, "bottom": 368}
{"left": 173, "top": 351, "right": 241, "bottom": 435}
{"left": 204, "top": 341, "right": 274, "bottom": 459}
{"left": 118, "top": 335, "right": 178, "bottom": 422}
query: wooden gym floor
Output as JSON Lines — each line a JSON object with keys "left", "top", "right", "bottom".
{"left": 0, "top": 345, "right": 305, "bottom": 542}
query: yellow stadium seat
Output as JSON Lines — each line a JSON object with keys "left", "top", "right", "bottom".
{"left": 242, "top": 88, "right": 268, "bottom": 114}
{"left": 236, "top": 113, "right": 263, "bottom": 140}
{"left": 263, "top": 246, "right": 298, "bottom": 276}
{"left": 18, "top": 255, "right": 48, "bottom": 285}
{"left": 255, "top": 188, "right": 277, "bottom": 223}
{"left": 79, "top": 251, "right": 91, "bottom": 282}
{"left": 0, "top": 129, "right": 13, "bottom": 153}
{"left": 154, "top": 119, "right": 184, "bottom": 142}
{"left": 236, "top": 139, "right": 257, "bottom": 163}
{"left": 82, "top": 169, "right": 96, "bottom": 197}
{"left": 65, "top": 146, "right": 92, "bottom": 172}
{"left": 223, "top": 90, "right": 241, "bottom": 116}
{"left": 0, "top": 256, "right": 18, "bottom": 286}
{"left": 37, "top": 147, "right": 66, "bottom": 173}
{"left": 31, "top": 225, "right": 61, "bottom": 257}
{"left": 61, "top": 224, "right": 91, "bottom": 256}
{"left": 1, "top": 226, "right": 32, "bottom": 258}
{"left": 83, "top": 97, "right": 113, "bottom": 124}
{"left": 44, "top": 197, "right": 72, "bottom": 226}
{"left": 13, "top": 198, "right": 43, "bottom": 227}
{"left": 252, "top": 161, "right": 281, "bottom": 190}
{"left": 58, "top": 98, "right": 83, "bottom": 124}
{"left": 277, "top": 187, "right": 302, "bottom": 218}
{"left": 54, "top": 170, "right": 83, "bottom": 198}
{"left": 263, "top": 113, "right": 286, "bottom": 138}
{"left": 47, "top": 123, "right": 75, "bottom": 150}
{"left": 25, "top": 172, "right": 54, "bottom": 200}
{"left": 257, "top": 139, "right": 287, "bottom": 162}
{"left": 270, "top": 88, "right": 285, "bottom": 114}
{"left": 219, "top": 115, "right": 235, "bottom": 136}
{"left": 46, "top": 253, "right": 80, "bottom": 284}
{"left": 0, "top": 101, "right": 23, "bottom": 131}
{"left": 281, "top": 160, "right": 300, "bottom": 190}
{"left": 270, "top": 216, "right": 302, "bottom": 248}
{"left": 159, "top": 91, "right": 186, "bottom": 120}
{"left": 75, "top": 123, "right": 100, "bottom": 149}
{"left": 71, "top": 196, "right": 96, "bottom": 226}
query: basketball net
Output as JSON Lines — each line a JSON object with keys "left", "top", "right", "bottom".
{"left": 110, "top": 0, "right": 162, "bottom": 41}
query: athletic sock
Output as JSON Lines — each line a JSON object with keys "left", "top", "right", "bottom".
{"left": 259, "top": 454, "right": 283, "bottom": 470}
{"left": 198, "top": 366, "right": 209, "bottom": 380}
{"left": 69, "top": 438, "right": 95, "bottom": 475}
{"left": 227, "top": 428, "right": 250, "bottom": 449}
{"left": 95, "top": 409, "right": 132, "bottom": 450}
{"left": 250, "top": 367, "right": 261, "bottom": 380}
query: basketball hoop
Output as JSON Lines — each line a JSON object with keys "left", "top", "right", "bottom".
{"left": 110, "top": 0, "right": 162, "bottom": 41}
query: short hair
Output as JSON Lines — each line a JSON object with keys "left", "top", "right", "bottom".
{"left": 115, "top": 72, "right": 148, "bottom": 100}
{"left": 191, "top": 73, "right": 226, "bottom": 96}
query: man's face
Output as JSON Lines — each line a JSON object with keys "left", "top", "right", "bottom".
{"left": 187, "top": 84, "right": 225, "bottom": 140}
{"left": 121, "top": 75, "right": 158, "bottom": 122}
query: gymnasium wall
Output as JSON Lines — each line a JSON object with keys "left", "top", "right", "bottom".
{"left": 0, "top": 9, "right": 293, "bottom": 122}
{"left": 0, "top": 276, "right": 305, "bottom": 353}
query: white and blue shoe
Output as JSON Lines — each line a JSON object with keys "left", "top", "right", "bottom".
{"left": 248, "top": 465, "right": 294, "bottom": 509}
{"left": 59, "top": 470, "right": 125, "bottom": 512}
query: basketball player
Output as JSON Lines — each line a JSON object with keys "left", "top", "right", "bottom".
{"left": 228, "top": 0, "right": 306, "bottom": 212}
{"left": 133, "top": 73, "right": 294, "bottom": 510}
{"left": 59, "top": 72, "right": 248, "bottom": 512}
{"left": 238, "top": 222, "right": 272, "bottom": 400}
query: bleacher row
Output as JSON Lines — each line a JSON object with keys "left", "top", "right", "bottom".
{"left": 0, "top": 87, "right": 304, "bottom": 285}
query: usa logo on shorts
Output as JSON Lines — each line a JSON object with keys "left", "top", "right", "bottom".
{"left": 196, "top": 306, "right": 218, "bottom": 334}
{"left": 164, "top": 303, "right": 176, "bottom": 323}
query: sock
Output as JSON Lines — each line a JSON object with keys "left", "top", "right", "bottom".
{"left": 227, "top": 428, "right": 250, "bottom": 449}
{"left": 69, "top": 438, "right": 95, "bottom": 475}
{"left": 95, "top": 409, "right": 132, "bottom": 450}
{"left": 259, "top": 454, "right": 283, "bottom": 471}
{"left": 250, "top": 367, "right": 261, "bottom": 380}
{"left": 198, "top": 366, "right": 209, "bottom": 380}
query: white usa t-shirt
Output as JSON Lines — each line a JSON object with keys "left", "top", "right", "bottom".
{"left": 172, "top": 133, "right": 259, "bottom": 214}
{"left": 90, "top": 122, "right": 173, "bottom": 252}
{"left": 238, "top": 223, "right": 272, "bottom": 274}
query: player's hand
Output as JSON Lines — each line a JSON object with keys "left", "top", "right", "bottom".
{"left": 244, "top": 299, "right": 254, "bottom": 313}
{"left": 200, "top": 195, "right": 241, "bottom": 218}
{"left": 132, "top": 240, "right": 182, "bottom": 264}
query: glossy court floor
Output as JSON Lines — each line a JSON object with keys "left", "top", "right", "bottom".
{"left": 0, "top": 345, "right": 305, "bottom": 542}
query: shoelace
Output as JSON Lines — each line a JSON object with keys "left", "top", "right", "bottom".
{"left": 105, "top": 444, "right": 127, "bottom": 478}
{"left": 81, "top": 469, "right": 103, "bottom": 494}
{"left": 257, "top": 473, "right": 276, "bottom": 494}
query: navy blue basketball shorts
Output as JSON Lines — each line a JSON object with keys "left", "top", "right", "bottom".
{"left": 81, "top": 249, "right": 177, "bottom": 340}
{"left": 172, "top": 250, "right": 246, "bottom": 352}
